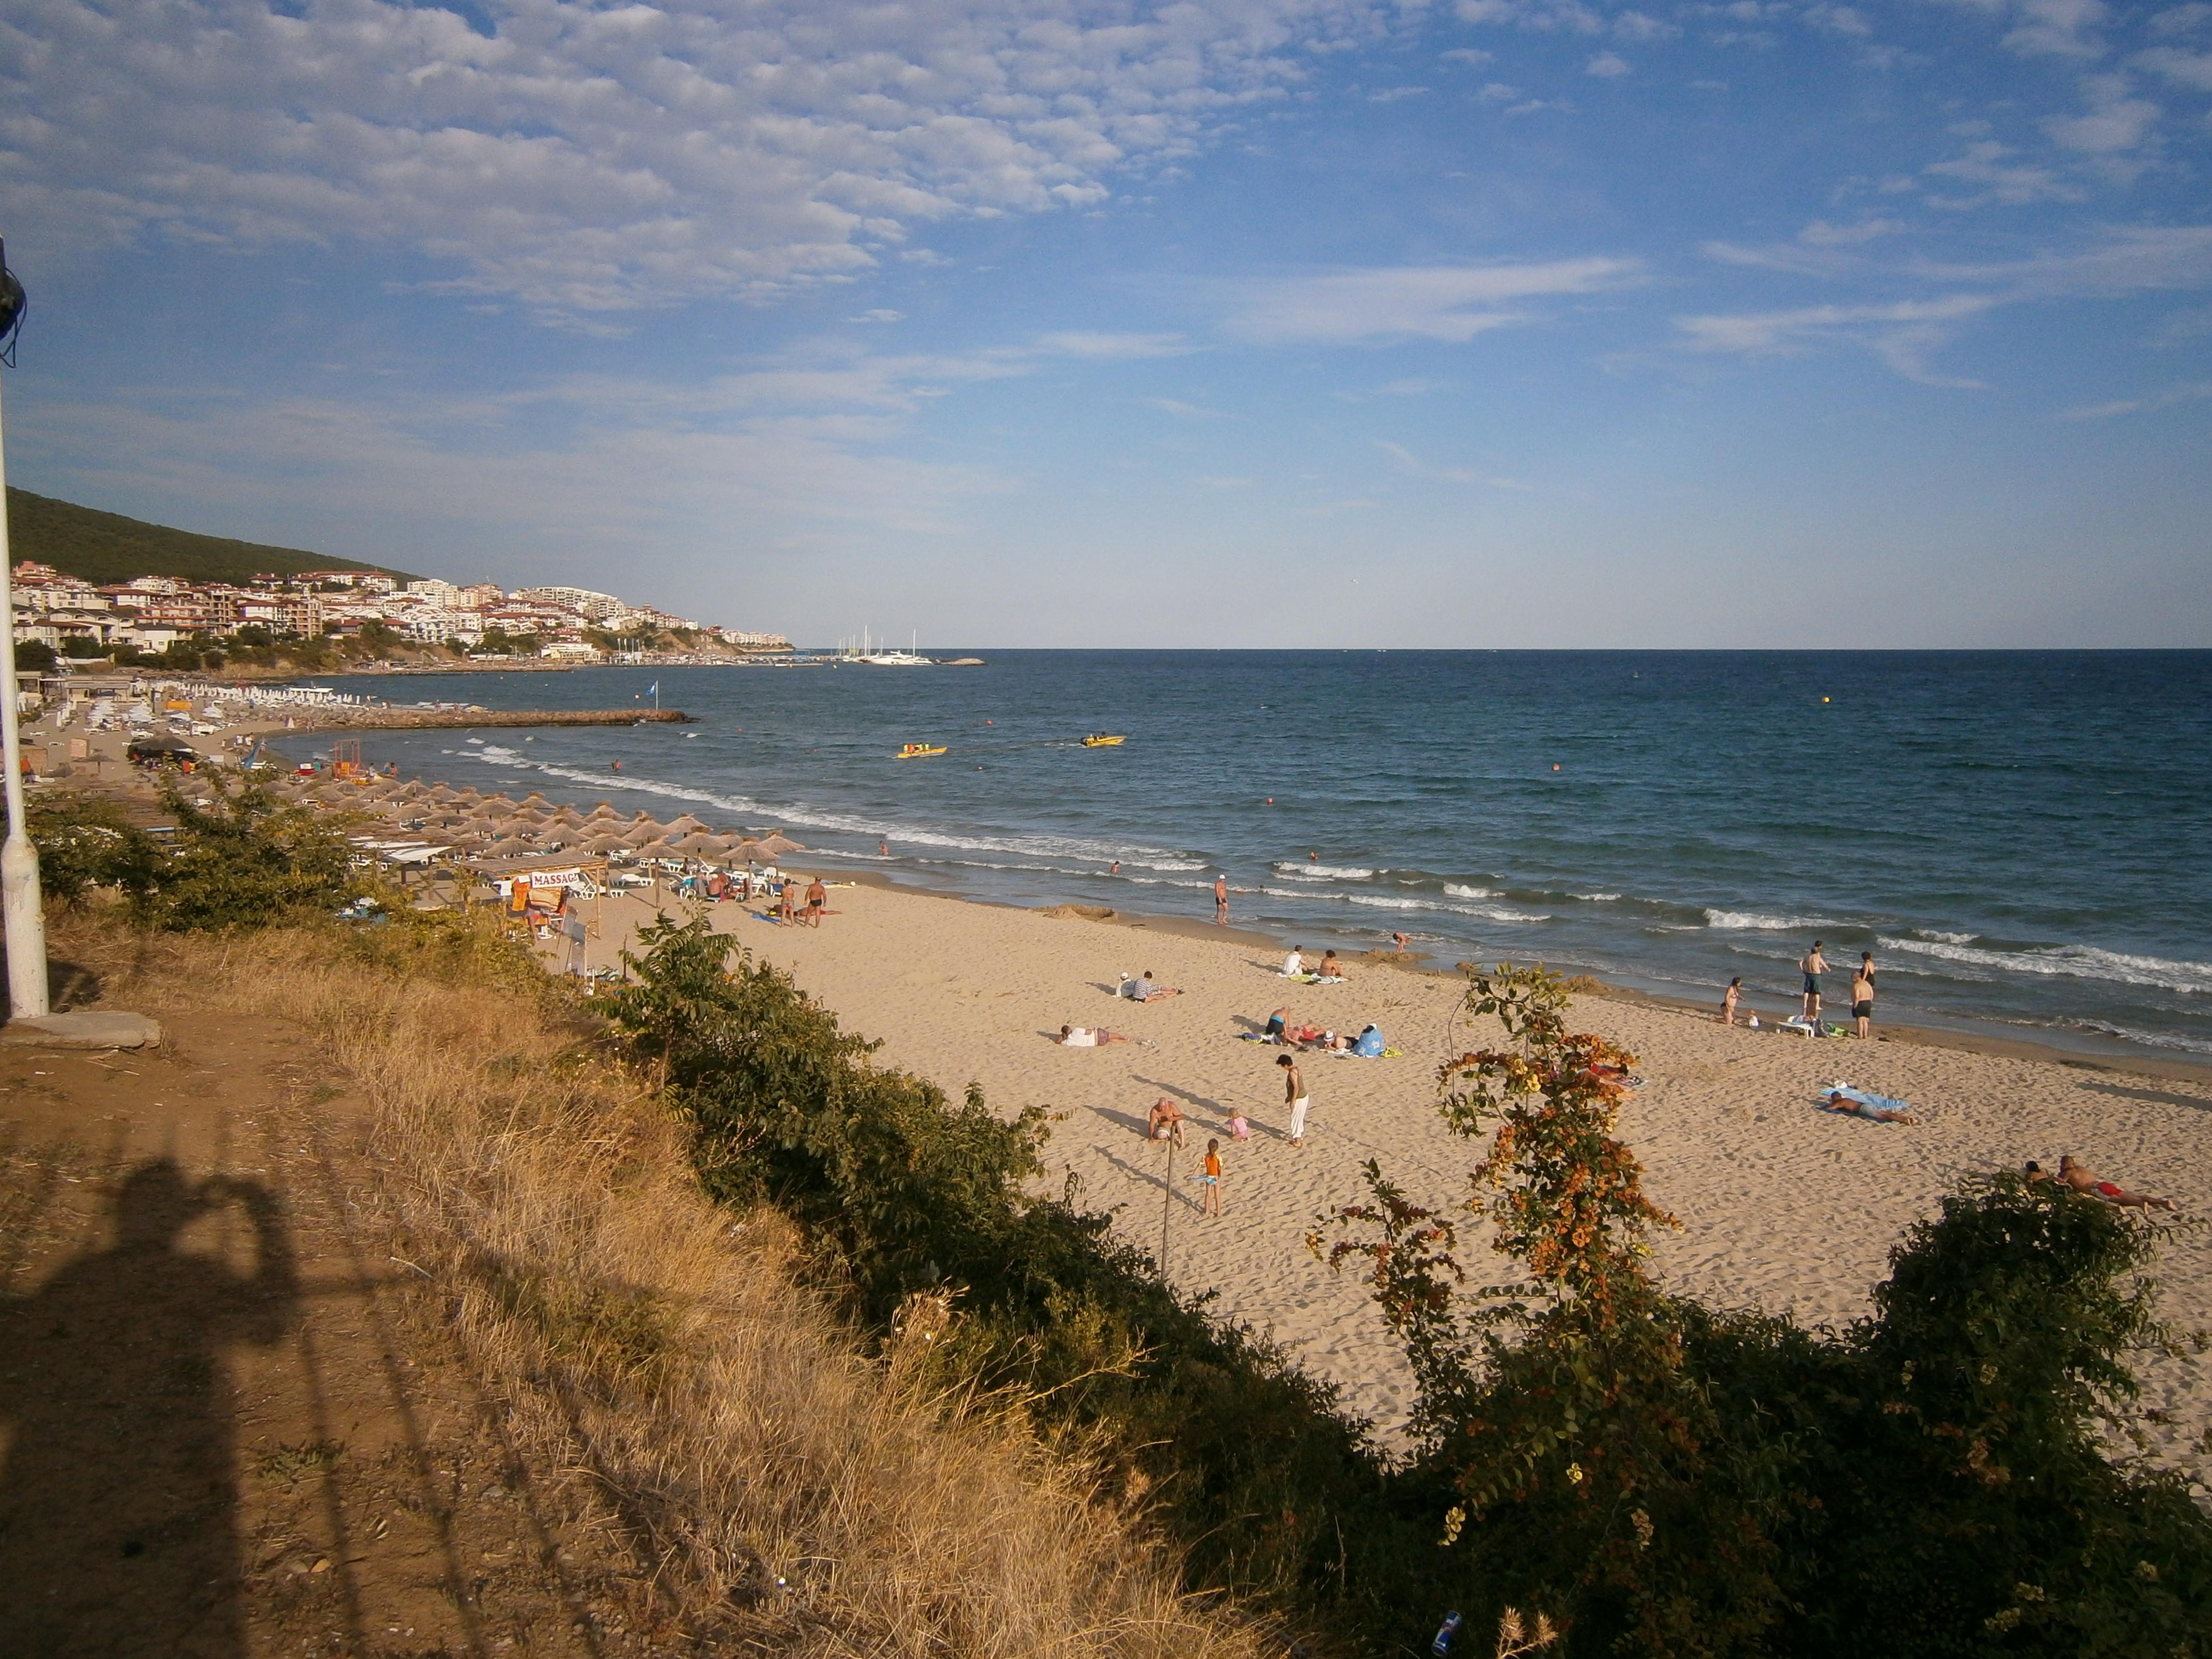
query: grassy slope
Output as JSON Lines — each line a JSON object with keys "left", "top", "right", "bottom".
{"left": 46, "top": 908, "right": 1272, "bottom": 1659}
{"left": 5, "top": 487, "right": 418, "bottom": 585}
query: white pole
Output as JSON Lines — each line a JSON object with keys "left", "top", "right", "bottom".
{"left": 0, "top": 366, "right": 50, "bottom": 1019}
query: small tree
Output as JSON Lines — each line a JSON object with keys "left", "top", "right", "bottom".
{"left": 143, "top": 773, "right": 364, "bottom": 931}
{"left": 27, "top": 790, "right": 160, "bottom": 902}
{"left": 1314, "top": 967, "right": 1813, "bottom": 1653}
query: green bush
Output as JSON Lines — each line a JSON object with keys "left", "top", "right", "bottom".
{"left": 606, "top": 914, "right": 1407, "bottom": 1628}
{"left": 1319, "top": 965, "right": 2212, "bottom": 1657}
{"left": 141, "top": 774, "right": 365, "bottom": 931}
{"left": 26, "top": 789, "right": 161, "bottom": 902}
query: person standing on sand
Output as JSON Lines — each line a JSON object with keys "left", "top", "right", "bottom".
{"left": 1202, "top": 1138, "right": 1223, "bottom": 1215}
{"left": 1214, "top": 874, "right": 1229, "bottom": 926}
{"left": 805, "top": 875, "right": 828, "bottom": 927}
{"left": 1279, "top": 1052, "right": 1310, "bottom": 1146}
{"left": 1392, "top": 931, "right": 1410, "bottom": 954}
{"left": 1851, "top": 961, "right": 1875, "bottom": 1038}
{"left": 1800, "top": 940, "right": 1828, "bottom": 1023}
{"left": 1722, "top": 977, "right": 1742, "bottom": 1024}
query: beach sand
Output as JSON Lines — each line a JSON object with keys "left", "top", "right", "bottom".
{"left": 560, "top": 880, "right": 2212, "bottom": 1480}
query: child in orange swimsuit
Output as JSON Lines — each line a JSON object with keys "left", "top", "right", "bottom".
{"left": 1202, "top": 1140, "right": 1222, "bottom": 1216}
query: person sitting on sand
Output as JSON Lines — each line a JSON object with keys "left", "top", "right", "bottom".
{"left": 1263, "top": 1007, "right": 1291, "bottom": 1042}
{"left": 1315, "top": 950, "right": 1344, "bottom": 981}
{"left": 1127, "top": 971, "right": 1182, "bottom": 1002}
{"left": 1822, "top": 1089, "right": 1915, "bottom": 1124}
{"left": 1059, "top": 1024, "right": 1135, "bottom": 1047}
{"left": 1146, "top": 1096, "right": 1186, "bottom": 1146}
{"left": 2055, "top": 1153, "right": 2175, "bottom": 1211}
{"left": 1281, "top": 946, "right": 1305, "bottom": 977}
{"left": 1227, "top": 1109, "right": 1251, "bottom": 1141}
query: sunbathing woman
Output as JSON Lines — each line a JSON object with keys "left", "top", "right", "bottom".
{"left": 2055, "top": 1154, "right": 2176, "bottom": 1211}
{"left": 1059, "top": 1024, "right": 1136, "bottom": 1047}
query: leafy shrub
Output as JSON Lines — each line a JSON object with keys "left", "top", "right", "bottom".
{"left": 1318, "top": 964, "right": 2212, "bottom": 1657}
{"left": 607, "top": 914, "right": 1406, "bottom": 1627}
{"left": 141, "top": 774, "right": 365, "bottom": 931}
{"left": 26, "top": 789, "right": 161, "bottom": 902}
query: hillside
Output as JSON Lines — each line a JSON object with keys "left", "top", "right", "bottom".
{"left": 4, "top": 487, "right": 417, "bottom": 587}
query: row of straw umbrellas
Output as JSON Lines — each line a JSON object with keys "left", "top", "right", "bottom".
{"left": 277, "top": 774, "right": 806, "bottom": 865}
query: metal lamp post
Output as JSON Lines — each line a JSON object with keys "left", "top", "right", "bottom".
{"left": 0, "top": 236, "right": 48, "bottom": 1020}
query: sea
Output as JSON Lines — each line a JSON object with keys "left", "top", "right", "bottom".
{"left": 307, "top": 650, "right": 2212, "bottom": 1067}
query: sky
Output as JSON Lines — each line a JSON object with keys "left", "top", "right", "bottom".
{"left": 1, "top": 0, "right": 2208, "bottom": 647}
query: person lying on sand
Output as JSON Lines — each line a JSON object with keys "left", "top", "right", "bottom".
{"left": 1146, "top": 1097, "right": 1186, "bottom": 1145}
{"left": 1125, "top": 971, "right": 1182, "bottom": 1002}
{"left": 1822, "top": 1089, "right": 1915, "bottom": 1124}
{"left": 1059, "top": 1024, "right": 1137, "bottom": 1047}
{"left": 2052, "top": 1154, "right": 2176, "bottom": 1211}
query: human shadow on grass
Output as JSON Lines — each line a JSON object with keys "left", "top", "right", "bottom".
{"left": 0, "top": 1157, "right": 298, "bottom": 1658}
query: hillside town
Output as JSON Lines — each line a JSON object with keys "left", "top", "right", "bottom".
{"left": 8, "top": 562, "right": 790, "bottom": 662}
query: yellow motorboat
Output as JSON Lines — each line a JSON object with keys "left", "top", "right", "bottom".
{"left": 1081, "top": 733, "right": 1126, "bottom": 747}
{"left": 896, "top": 742, "right": 948, "bottom": 759}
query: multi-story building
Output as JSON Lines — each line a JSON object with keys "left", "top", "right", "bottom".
{"left": 516, "top": 585, "right": 624, "bottom": 622}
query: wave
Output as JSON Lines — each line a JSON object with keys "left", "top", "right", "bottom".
{"left": 470, "top": 747, "right": 1204, "bottom": 873}
{"left": 1572, "top": 892, "right": 1622, "bottom": 902}
{"left": 1878, "top": 936, "right": 2212, "bottom": 996}
{"left": 1272, "top": 863, "right": 1377, "bottom": 881}
{"left": 2050, "top": 1018, "right": 2212, "bottom": 1058}
{"left": 1443, "top": 883, "right": 1499, "bottom": 899}
{"left": 1703, "top": 909, "right": 1841, "bottom": 933}
{"left": 1911, "top": 929, "right": 1977, "bottom": 945}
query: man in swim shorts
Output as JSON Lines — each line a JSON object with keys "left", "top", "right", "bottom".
{"left": 1214, "top": 874, "right": 1229, "bottom": 926}
{"left": 1146, "top": 1096, "right": 1186, "bottom": 1146}
{"left": 1800, "top": 940, "right": 1828, "bottom": 1023}
{"left": 1824, "top": 1089, "right": 1913, "bottom": 1123}
{"left": 2055, "top": 1154, "right": 2175, "bottom": 1210}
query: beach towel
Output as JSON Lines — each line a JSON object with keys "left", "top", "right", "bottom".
{"left": 1828, "top": 1085, "right": 1913, "bottom": 1115}
{"left": 1352, "top": 1028, "right": 1385, "bottom": 1058}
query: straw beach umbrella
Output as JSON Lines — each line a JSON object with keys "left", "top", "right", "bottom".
{"left": 754, "top": 832, "right": 806, "bottom": 858}
{"left": 662, "top": 813, "right": 710, "bottom": 835}
{"left": 668, "top": 832, "right": 732, "bottom": 858}
{"left": 581, "top": 833, "right": 632, "bottom": 856}
{"left": 483, "top": 835, "right": 539, "bottom": 857}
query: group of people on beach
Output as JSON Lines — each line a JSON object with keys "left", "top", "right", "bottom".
{"left": 1721, "top": 939, "right": 1879, "bottom": 1038}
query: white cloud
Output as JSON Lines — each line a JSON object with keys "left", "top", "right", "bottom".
{"left": 2151, "top": 3, "right": 2212, "bottom": 32}
{"left": 1613, "top": 11, "right": 1680, "bottom": 40}
{"left": 2058, "top": 380, "right": 2212, "bottom": 417}
{"left": 1225, "top": 259, "right": 1642, "bottom": 344}
{"left": 1586, "top": 51, "right": 1634, "bottom": 75}
{"left": 1675, "top": 294, "right": 1996, "bottom": 354}
{"left": 2042, "top": 76, "right": 2160, "bottom": 152}
{"left": 1802, "top": 4, "right": 1873, "bottom": 35}
{"left": 1440, "top": 46, "right": 1495, "bottom": 63}
{"left": 1369, "top": 85, "right": 1432, "bottom": 101}
{"left": 1145, "top": 396, "right": 1232, "bottom": 418}
{"left": 1922, "top": 141, "right": 2089, "bottom": 206}
{"left": 849, "top": 308, "right": 906, "bottom": 323}
{"left": 1034, "top": 331, "right": 1194, "bottom": 360}
{"left": 1800, "top": 218, "right": 1905, "bottom": 245}
{"left": 2134, "top": 45, "right": 2212, "bottom": 87}
{"left": 1374, "top": 440, "right": 1521, "bottom": 485}
{"left": 1478, "top": 81, "right": 1523, "bottom": 99}
{"left": 0, "top": 0, "right": 1382, "bottom": 316}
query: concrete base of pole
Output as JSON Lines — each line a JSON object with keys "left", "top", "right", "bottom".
{"left": 2, "top": 833, "right": 48, "bottom": 1020}
{"left": 1, "top": 1010, "right": 164, "bottom": 1048}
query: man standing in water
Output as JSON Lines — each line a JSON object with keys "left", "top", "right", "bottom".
{"left": 1800, "top": 940, "right": 1829, "bottom": 1024}
{"left": 1214, "top": 873, "right": 1229, "bottom": 926}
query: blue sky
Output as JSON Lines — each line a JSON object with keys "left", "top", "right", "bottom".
{"left": 3, "top": 0, "right": 2208, "bottom": 646}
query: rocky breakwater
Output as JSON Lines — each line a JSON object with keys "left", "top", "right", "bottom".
{"left": 295, "top": 707, "right": 693, "bottom": 730}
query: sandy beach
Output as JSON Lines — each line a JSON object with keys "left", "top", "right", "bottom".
{"left": 560, "top": 879, "right": 2212, "bottom": 1482}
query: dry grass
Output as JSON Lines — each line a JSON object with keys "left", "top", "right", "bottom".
{"left": 59, "top": 913, "right": 1272, "bottom": 1658}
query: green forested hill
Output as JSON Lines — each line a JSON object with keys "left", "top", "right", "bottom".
{"left": 4, "top": 487, "right": 418, "bottom": 586}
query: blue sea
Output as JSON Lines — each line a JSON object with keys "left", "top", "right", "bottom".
{"left": 316, "top": 651, "right": 2212, "bottom": 1065}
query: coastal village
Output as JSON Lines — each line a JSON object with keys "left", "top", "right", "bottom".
{"left": 7, "top": 560, "right": 791, "bottom": 662}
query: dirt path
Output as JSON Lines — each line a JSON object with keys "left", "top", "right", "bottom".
{"left": 0, "top": 1002, "right": 662, "bottom": 1658}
